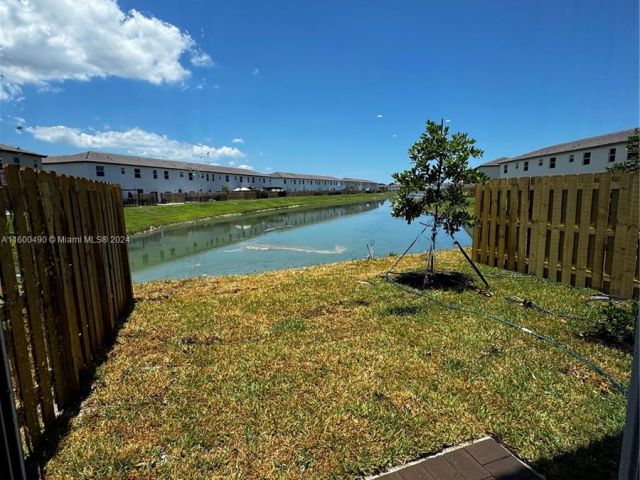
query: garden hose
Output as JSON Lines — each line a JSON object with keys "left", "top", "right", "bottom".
{"left": 384, "top": 272, "right": 628, "bottom": 396}
{"left": 503, "top": 295, "right": 593, "bottom": 322}
{"left": 384, "top": 227, "right": 628, "bottom": 396}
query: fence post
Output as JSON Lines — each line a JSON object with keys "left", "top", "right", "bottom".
{"left": 0, "top": 317, "right": 26, "bottom": 480}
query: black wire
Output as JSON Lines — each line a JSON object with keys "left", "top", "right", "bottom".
{"left": 384, "top": 239, "right": 628, "bottom": 396}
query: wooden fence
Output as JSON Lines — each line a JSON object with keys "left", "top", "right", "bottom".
{"left": 0, "top": 165, "right": 133, "bottom": 458}
{"left": 472, "top": 171, "right": 639, "bottom": 298}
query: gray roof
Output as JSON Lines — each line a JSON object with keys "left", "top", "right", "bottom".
{"left": 478, "top": 156, "right": 509, "bottom": 167}
{"left": 0, "top": 143, "right": 47, "bottom": 157}
{"left": 269, "top": 171, "right": 340, "bottom": 181}
{"left": 502, "top": 128, "right": 636, "bottom": 164}
{"left": 342, "top": 177, "right": 378, "bottom": 184}
{"left": 43, "top": 151, "right": 264, "bottom": 176}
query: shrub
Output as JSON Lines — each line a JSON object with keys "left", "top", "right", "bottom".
{"left": 582, "top": 300, "right": 638, "bottom": 350}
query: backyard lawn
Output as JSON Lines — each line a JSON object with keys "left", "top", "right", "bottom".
{"left": 43, "top": 251, "right": 631, "bottom": 479}
{"left": 124, "top": 192, "right": 394, "bottom": 234}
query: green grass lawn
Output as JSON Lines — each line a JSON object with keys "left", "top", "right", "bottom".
{"left": 44, "top": 251, "right": 631, "bottom": 479}
{"left": 124, "top": 193, "right": 394, "bottom": 234}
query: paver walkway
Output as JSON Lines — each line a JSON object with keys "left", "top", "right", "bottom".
{"left": 373, "top": 437, "right": 544, "bottom": 480}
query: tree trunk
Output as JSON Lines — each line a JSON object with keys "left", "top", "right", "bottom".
{"left": 424, "top": 119, "right": 446, "bottom": 288}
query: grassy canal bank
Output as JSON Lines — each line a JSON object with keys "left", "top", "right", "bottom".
{"left": 124, "top": 192, "right": 395, "bottom": 234}
{"left": 45, "top": 250, "right": 630, "bottom": 479}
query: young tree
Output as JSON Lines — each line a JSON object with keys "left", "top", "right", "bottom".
{"left": 391, "top": 119, "right": 483, "bottom": 283}
{"left": 607, "top": 128, "right": 639, "bottom": 172}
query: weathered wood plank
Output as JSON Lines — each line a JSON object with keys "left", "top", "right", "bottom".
{"left": 43, "top": 172, "right": 84, "bottom": 388}
{"left": 36, "top": 171, "right": 81, "bottom": 407}
{"left": 59, "top": 175, "right": 91, "bottom": 365}
{"left": 0, "top": 167, "right": 41, "bottom": 449}
{"left": 23, "top": 169, "right": 68, "bottom": 410}
{"left": 4, "top": 167, "right": 56, "bottom": 427}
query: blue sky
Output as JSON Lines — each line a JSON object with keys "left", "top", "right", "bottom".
{"left": 0, "top": 0, "right": 638, "bottom": 182}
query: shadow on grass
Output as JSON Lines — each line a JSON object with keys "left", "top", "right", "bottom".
{"left": 393, "top": 270, "right": 477, "bottom": 293}
{"left": 532, "top": 431, "right": 622, "bottom": 480}
{"left": 25, "top": 301, "right": 136, "bottom": 479}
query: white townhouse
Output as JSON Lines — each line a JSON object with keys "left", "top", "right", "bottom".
{"left": 342, "top": 177, "right": 379, "bottom": 191}
{"left": 42, "top": 151, "right": 273, "bottom": 198}
{"left": 268, "top": 172, "right": 345, "bottom": 192}
{"left": 477, "top": 129, "right": 637, "bottom": 179}
{"left": 0, "top": 143, "right": 47, "bottom": 183}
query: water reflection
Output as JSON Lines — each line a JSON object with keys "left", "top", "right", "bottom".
{"left": 129, "top": 201, "right": 384, "bottom": 272}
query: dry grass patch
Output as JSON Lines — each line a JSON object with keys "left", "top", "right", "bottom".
{"left": 44, "top": 250, "right": 631, "bottom": 479}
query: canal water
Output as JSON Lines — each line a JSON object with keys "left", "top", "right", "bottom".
{"left": 129, "top": 200, "right": 472, "bottom": 282}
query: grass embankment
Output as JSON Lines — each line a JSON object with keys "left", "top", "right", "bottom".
{"left": 45, "top": 251, "right": 630, "bottom": 479}
{"left": 125, "top": 193, "right": 394, "bottom": 234}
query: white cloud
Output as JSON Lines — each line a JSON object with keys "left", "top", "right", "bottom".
{"left": 237, "top": 164, "right": 253, "bottom": 170}
{"left": 26, "top": 125, "right": 244, "bottom": 162}
{"left": 251, "top": 68, "right": 260, "bottom": 76}
{"left": 231, "top": 137, "right": 244, "bottom": 144}
{"left": 190, "top": 50, "right": 213, "bottom": 67}
{"left": 376, "top": 114, "right": 384, "bottom": 118}
{"left": 0, "top": 0, "right": 213, "bottom": 100}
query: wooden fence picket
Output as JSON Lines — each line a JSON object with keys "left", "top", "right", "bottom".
{"left": 0, "top": 164, "right": 133, "bottom": 457}
{"left": 473, "top": 171, "right": 639, "bottom": 298}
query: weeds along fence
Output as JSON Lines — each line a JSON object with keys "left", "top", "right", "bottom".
{"left": 472, "top": 171, "right": 639, "bottom": 298}
{"left": 0, "top": 165, "right": 133, "bottom": 459}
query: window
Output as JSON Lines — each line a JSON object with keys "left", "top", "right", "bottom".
{"left": 503, "top": 164, "right": 508, "bottom": 174}
{"left": 263, "top": 178, "right": 266, "bottom": 183}
{"left": 225, "top": 175, "right": 229, "bottom": 182}
{"left": 239, "top": 176, "right": 243, "bottom": 182}
{"left": 515, "top": 163, "right": 519, "bottom": 170}
{"left": 538, "top": 158, "right": 543, "bottom": 166}
{"left": 549, "top": 157, "right": 556, "bottom": 169}
{"left": 134, "top": 168, "right": 141, "bottom": 178}
{"left": 164, "top": 170, "right": 169, "bottom": 180}
{"left": 13, "top": 156, "right": 20, "bottom": 164}
{"left": 121, "top": 167, "right": 126, "bottom": 174}
{"left": 608, "top": 148, "right": 616, "bottom": 162}
{"left": 188, "top": 172, "right": 193, "bottom": 180}
{"left": 206, "top": 173, "right": 209, "bottom": 181}
{"left": 252, "top": 177, "right": 255, "bottom": 183}
{"left": 96, "top": 165, "right": 105, "bottom": 177}
{"left": 180, "top": 172, "right": 184, "bottom": 177}
{"left": 153, "top": 169, "right": 158, "bottom": 179}
{"left": 583, "top": 152, "right": 591, "bottom": 165}
{"left": 524, "top": 161, "right": 529, "bottom": 172}
{"left": 569, "top": 154, "right": 574, "bottom": 163}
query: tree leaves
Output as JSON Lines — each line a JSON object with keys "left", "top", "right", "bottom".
{"left": 391, "top": 119, "right": 483, "bottom": 245}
